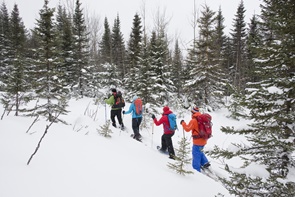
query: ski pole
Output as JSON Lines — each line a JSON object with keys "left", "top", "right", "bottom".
{"left": 151, "top": 121, "right": 154, "bottom": 148}
{"left": 104, "top": 102, "right": 107, "bottom": 123}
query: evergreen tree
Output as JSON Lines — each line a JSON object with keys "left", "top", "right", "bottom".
{"left": 246, "top": 14, "right": 262, "bottom": 83}
{"left": 125, "top": 13, "right": 142, "bottom": 94}
{"left": 0, "top": 4, "right": 31, "bottom": 116}
{"left": 99, "top": 17, "right": 112, "bottom": 65}
{"left": 55, "top": 4, "right": 74, "bottom": 93}
{"left": 72, "top": 0, "right": 91, "bottom": 97}
{"left": 0, "top": 2, "right": 10, "bottom": 91}
{"left": 230, "top": 0, "right": 247, "bottom": 93}
{"left": 171, "top": 39, "right": 183, "bottom": 98}
{"left": 97, "top": 120, "right": 113, "bottom": 138}
{"left": 185, "top": 4, "right": 225, "bottom": 109}
{"left": 214, "top": 7, "right": 229, "bottom": 80}
{"left": 111, "top": 14, "right": 126, "bottom": 80}
{"left": 167, "top": 137, "right": 193, "bottom": 176}
{"left": 30, "top": 0, "right": 68, "bottom": 122}
{"left": 137, "top": 35, "right": 151, "bottom": 103}
{"left": 208, "top": 0, "right": 295, "bottom": 195}
{"left": 149, "top": 30, "right": 171, "bottom": 105}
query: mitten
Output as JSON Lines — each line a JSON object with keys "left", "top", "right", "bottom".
{"left": 180, "top": 120, "right": 184, "bottom": 125}
{"left": 151, "top": 114, "right": 156, "bottom": 119}
{"left": 122, "top": 110, "right": 125, "bottom": 114}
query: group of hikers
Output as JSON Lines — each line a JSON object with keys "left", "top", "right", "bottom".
{"left": 104, "top": 88, "right": 211, "bottom": 172}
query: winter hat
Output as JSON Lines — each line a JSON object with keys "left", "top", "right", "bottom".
{"left": 132, "top": 95, "right": 138, "bottom": 102}
{"left": 163, "top": 106, "right": 170, "bottom": 112}
{"left": 111, "top": 88, "right": 117, "bottom": 93}
{"left": 191, "top": 106, "right": 199, "bottom": 113}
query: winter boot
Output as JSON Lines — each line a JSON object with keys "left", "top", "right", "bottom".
{"left": 201, "top": 162, "right": 211, "bottom": 170}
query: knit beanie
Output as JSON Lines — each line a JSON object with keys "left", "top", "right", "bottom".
{"left": 163, "top": 106, "right": 170, "bottom": 112}
{"left": 132, "top": 96, "right": 138, "bottom": 102}
{"left": 191, "top": 106, "right": 199, "bottom": 113}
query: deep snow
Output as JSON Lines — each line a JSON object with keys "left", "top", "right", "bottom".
{"left": 0, "top": 96, "right": 258, "bottom": 197}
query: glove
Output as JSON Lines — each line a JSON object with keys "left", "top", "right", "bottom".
{"left": 151, "top": 114, "right": 155, "bottom": 119}
{"left": 180, "top": 120, "right": 184, "bottom": 125}
{"left": 122, "top": 110, "right": 125, "bottom": 114}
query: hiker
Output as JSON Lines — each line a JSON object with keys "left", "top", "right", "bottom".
{"left": 105, "top": 88, "right": 124, "bottom": 129}
{"left": 123, "top": 96, "right": 143, "bottom": 141}
{"left": 180, "top": 106, "right": 210, "bottom": 172}
{"left": 151, "top": 106, "right": 176, "bottom": 159}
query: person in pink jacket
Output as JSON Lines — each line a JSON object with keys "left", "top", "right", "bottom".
{"left": 152, "top": 106, "right": 176, "bottom": 159}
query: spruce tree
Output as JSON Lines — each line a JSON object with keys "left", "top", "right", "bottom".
{"left": 246, "top": 14, "right": 262, "bottom": 83}
{"left": 185, "top": 4, "right": 225, "bottom": 109}
{"left": 111, "top": 14, "right": 126, "bottom": 80}
{"left": 171, "top": 40, "right": 183, "bottom": 98}
{"left": 149, "top": 30, "right": 171, "bottom": 105}
{"left": 30, "top": 0, "right": 68, "bottom": 123}
{"left": 55, "top": 4, "right": 74, "bottom": 93}
{"left": 208, "top": 0, "right": 295, "bottom": 195}
{"left": 167, "top": 137, "right": 193, "bottom": 176}
{"left": 1, "top": 4, "right": 31, "bottom": 116}
{"left": 72, "top": 0, "right": 90, "bottom": 97}
{"left": 125, "top": 13, "right": 142, "bottom": 94}
{"left": 230, "top": 0, "right": 247, "bottom": 93}
{"left": 0, "top": 2, "right": 10, "bottom": 91}
{"left": 99, "top": 17, "right": 112, "bottom": 65}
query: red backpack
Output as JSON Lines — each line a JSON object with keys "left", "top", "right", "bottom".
{"left": 134, "top": 98, "right": 143, "bottom": 115}
{"left": 193, "top": 113, "right": 212, "bottom": 139}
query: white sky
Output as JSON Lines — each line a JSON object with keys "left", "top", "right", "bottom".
{"left": 5, "top": 0, "right": 261, "bottom": 48}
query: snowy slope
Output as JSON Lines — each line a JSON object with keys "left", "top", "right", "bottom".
{"left": 0, "top": 98, "right": 233, "bottom": 197}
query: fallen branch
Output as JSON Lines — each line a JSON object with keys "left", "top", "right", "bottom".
{"left": 27, "top": 112, "right": 61, "bottom": 165}
{"left": 26, "top": 115, "right": 39, "bottom": 133}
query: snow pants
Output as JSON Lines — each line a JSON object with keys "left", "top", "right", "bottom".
{"left": 111, "top": 109, "right": 123, "bottom": 127}
{"left": 192, "top": 145, "right": 209, "bottom": 172}
{"left": 132, "top": 117, "right": 142, "bottom": 138}
{"left": 161, "top": 133, "right": 175, "bottom": 157}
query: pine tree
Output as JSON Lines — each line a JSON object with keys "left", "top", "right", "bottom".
{"left": 97, "top": 120, "right": 113, "bottom": 138}
{"left": 137, "top": 35, "right": 151, "bottom": 103}
{"left": 72, "top": 0, "right": 90, "bottom": 97}
{"left": 167, "top": 137, "right": 193, "bottom": 176}
{"left": 245, "top": 14, "right": 262, "bottom": 83}
{"left": 0, "top": 2, "right": 10, "bottom": 91}
{"left": 55, "top": 4, "right": 74, "bottom": 92}
{"left": 149, "top": 30, "right": 171, "bottom": 105}
{"left": 0, "top": 4, "right": 31, "bottom": 116}
{"left": 111, "top": 14, "right": 126, "bottom": 80}
{"left": 30, "top": 0, "right": 68, "bottom": 123}
{"left": 230, "top": 0, "right": 247, "bottom": 93}
{"left": 171, "top": 40, "right": 183, "bottom": 98}
{"left": 185, "top": 4, "right": 225, "bottom": 109}
{"left": 125, "top": 13, "right": 142, "bottom": 94}
{"left": 208, "top": 0, "right": 295, "bottom": 195}
{"left": 99, "top": 17, "right": 112, "bottom": 65}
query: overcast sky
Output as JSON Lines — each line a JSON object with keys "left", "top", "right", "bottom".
{"left": 4, "top": 0, "right": 261, "bottom": 49}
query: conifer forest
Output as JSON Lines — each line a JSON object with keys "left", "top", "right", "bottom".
{"left": 0, "top": 0, "right": 294, "bottom": 195}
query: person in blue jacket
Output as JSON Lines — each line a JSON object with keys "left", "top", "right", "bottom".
{"left": 123, "top": 96, "right": 143, "bottom": 141}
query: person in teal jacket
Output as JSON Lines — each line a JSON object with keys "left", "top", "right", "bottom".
{"left": 123, "top": 96, "right": 142, "bottom": 141}
{"left": 105, "top": 88, "right": 124, "bottom": 129}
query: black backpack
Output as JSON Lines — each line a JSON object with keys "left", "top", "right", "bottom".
{"left": 113, "top": 91, "right": 125, "bottom": 108}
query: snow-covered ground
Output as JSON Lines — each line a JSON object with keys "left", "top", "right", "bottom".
{"left": 0, "top": 97, "right": 252, "bottom": 197}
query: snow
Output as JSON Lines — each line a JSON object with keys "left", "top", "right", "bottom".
{"left": 0, "top": 96, "right": 265, "bottom": 197}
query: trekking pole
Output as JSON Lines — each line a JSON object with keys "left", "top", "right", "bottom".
{"left": 151, "top": 121, "right": 154, "bottom": 148}
{"left": 104, "top": 102, "right": 107, "bottom": 123}
{"left": 182, "top": 128, "right": 185, "bottom": 138}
